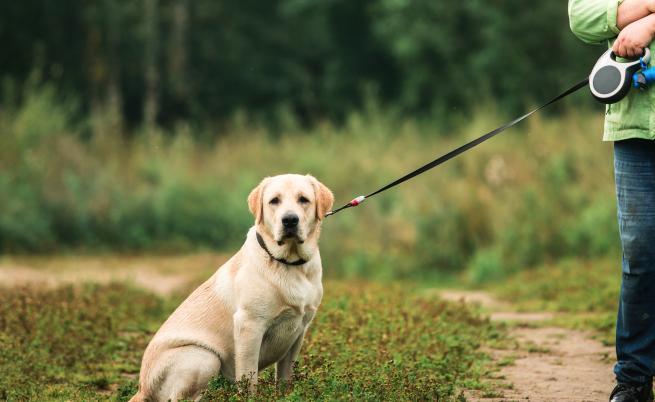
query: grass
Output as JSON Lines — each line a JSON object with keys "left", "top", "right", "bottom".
{"left": 490, "top": 257, "right": 620, "bottom": 345}
{"left": 0, "top": 283, "right": 174, "bottom": 401}
{"left": 0, "top": 279, "right": 503, "bottom": 401}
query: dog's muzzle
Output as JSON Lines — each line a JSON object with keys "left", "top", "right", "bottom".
{"left": 282, "top": 213, "right": 299, "bottom": 236}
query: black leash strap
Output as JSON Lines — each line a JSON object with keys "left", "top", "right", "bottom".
{"left": 325, "top": 78, "right": 590, "bottom": 217}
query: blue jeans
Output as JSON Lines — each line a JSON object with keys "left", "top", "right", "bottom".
{"left": 614, "top": 138, "right": 655, "bottom": 385}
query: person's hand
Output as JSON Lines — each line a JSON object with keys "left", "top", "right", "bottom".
{"left": 613, "top": 14, "right": 655, "bottom": 58}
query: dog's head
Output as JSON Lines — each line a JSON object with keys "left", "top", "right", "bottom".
{"left": 248, "top": 174, "right": 333, "bottom": 247}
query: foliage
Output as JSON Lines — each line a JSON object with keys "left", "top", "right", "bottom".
{"left": 0, "top": 0, "right": 601, "bottom": 128}
{"left": 0, "top": 1, "right": 617, "bottom": 282}
{"left": 0, "top": 84, "right": 620, "bottom": 281}
{"left": 0, "top": 281, "right": 501, "bottom": 401}
{"left": 491, "top": 257, "right": 620, "bottom": 344}
{"left": 494, "top": 258, "right": 619, "bottom": 314}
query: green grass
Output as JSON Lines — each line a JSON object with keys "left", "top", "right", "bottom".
{"left": 0, "top": 283, "right": 174, "bottom": 401}
{"left": 0, "top": 281, "right": 502, "bottom": 401}
{"left": 490, "top": 257, "right": 620, "bottom": 344}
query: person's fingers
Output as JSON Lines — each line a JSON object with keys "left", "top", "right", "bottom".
{"left": 612, "top": 32, "right": 648, "bottom": 58}
{"left": 626, "top": 44, "right": 636, "bottom": 58}
{"left": 618, "top": 40, "right": 627, "bottom": 57}
{"left": 614, "top": 36, "right": 622, "bottom": 51}
{"left": 622, "top": 42, "right": 632, "bottom": 58}
{"left": 617, "top": 37, "right": 627, "bottom": 57}
{"left": 613, "top": 40, "right": 620, "bottom": 54}
{"left": 627, "top": 42, "right": 644, "bottom": 58}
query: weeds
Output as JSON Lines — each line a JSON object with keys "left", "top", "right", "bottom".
{"left": 0, "top": 283, "right": 174, "bottom": 401}
{"left": 491, "top": 257, "right": 620, "bottom": 344}
{"left": 0, "top": 281, "right": 500, "bottom": 401}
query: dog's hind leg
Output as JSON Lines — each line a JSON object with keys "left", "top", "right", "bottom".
{"left": 149, "top": 345, "right": 221, "bottom": 402}
{"left": 127, "top": 391, "right": 145, "bottom": 402}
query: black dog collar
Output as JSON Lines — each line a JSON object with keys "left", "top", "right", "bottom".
{"left": 255, "top": 232, "right": 307, "bottom": 266}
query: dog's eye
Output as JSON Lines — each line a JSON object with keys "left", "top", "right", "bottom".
{"left": 298, "top": 196, "right": 310, "bottom": 204}
{"left": 269, "top": 197, "right": 280, "bottom": 205}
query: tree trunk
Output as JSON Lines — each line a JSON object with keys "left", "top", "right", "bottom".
{"left": 143, "top": 0, "right": 159, "bottom": 131}
{"left": 169, "top": 0, "right": 189, "bottom": 100}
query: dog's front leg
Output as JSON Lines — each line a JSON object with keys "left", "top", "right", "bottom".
{"left": 276, "top": 330, "right": 305, "bottom": 384}
{"left": 233, "top": 310, "right": 266, "bottom": 393}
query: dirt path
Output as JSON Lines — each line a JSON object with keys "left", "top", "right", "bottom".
{"left": 440, "top": 290, "right": 614, "bottom": 402}
{"left": 0, "top": 254, "right": 228, "bottom": 296}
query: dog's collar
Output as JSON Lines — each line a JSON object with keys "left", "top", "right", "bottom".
{"left": 255, "top": 232, "right": 307, "bottom": 266}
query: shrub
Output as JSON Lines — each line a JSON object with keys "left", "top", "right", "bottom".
{"left": 0, "top": 86, "right": 621, "bottom": 281}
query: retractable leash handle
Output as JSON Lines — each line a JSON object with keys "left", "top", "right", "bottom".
{"left": 589, "top": 48, "right": 650, "bottom": 104}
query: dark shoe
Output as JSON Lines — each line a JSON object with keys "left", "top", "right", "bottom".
{"left": 610, "top": 382, "right": 654, "bottom": 402}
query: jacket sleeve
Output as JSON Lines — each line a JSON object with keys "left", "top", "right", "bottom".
{"left": 568, "top": 0, "right": 623, "bottom": 44}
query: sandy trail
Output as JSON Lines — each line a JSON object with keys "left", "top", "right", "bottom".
{"left": 440, "top": 290, "right": 614, "bottom": 402}
{"left": 0, "top": 254, "right": 228, "bottom": 296}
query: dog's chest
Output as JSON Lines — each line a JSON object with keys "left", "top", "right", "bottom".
{"left": 258, "top": 305, "right": 315, "bottom": 369}
{"left": 281, "top": 269, "right": 321, "bottom": 308}
{"left": 258, "top": 275, "right": 321, "bottom": 367}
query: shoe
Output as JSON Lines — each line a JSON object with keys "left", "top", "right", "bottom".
{"left": 610, "top": 382, "right": 654, "bottom": 402}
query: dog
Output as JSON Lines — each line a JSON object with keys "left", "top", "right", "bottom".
{"left": 129, "top": 174, "right": 334, "bottom": 402}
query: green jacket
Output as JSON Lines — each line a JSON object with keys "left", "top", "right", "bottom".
{"left": 569, "top": 0, "right": 655, "bottom": 141}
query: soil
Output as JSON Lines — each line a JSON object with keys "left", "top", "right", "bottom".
{"left": 440, "top": 290, "right": 614, "bottom": 402}
{"left": 0, "top": 254, "right": 228, "bottom": 296}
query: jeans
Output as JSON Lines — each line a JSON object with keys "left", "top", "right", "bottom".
{"left": 614, "top": 138, "right": 655, "bottom": 385}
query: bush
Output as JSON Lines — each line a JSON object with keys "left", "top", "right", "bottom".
{"left": 0, "top": 85, "right": 621, "bottom": 281}
{"left": 468, "top": 248, "right": 505, "bottom": 284}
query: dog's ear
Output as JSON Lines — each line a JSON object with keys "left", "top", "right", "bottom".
{"left": 248, "top": 177, "right": 269, "bottom": 223}
{"left": 308, "top": 175, "right": 334, "bottom": 220}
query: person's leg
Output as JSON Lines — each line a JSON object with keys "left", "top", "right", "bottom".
{"left": 613, "top": 138, "right": 655, "bottom": 386}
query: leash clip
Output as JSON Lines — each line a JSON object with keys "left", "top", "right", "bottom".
{"left": 349, "top": 196, "right": 366, "bottom": 206}
{"left": 324, "top": 195, "right": 366, "bottom": 217}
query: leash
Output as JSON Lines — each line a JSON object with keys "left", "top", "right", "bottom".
{"left": 325, "top": 77, "right": 590, "bottom": 217}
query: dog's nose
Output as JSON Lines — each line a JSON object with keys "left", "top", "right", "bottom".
{"left": 282, "top": 213, "right": 299, "bottom": 228}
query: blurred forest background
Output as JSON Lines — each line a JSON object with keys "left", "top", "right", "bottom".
{"left": 0, "top": 0, "right": 616, "bottom": 281}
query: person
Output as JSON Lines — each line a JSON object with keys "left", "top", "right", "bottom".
{"left": 569, "top": 0, "right": 655, "bottom": 401}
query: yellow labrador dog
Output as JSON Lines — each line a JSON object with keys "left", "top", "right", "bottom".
{"left": 130, "top": 174, "right": 333, "bottom": 402}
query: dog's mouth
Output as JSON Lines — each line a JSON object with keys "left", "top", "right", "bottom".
{"left": 277, "top": 229, "right": 304, "bottom": 245}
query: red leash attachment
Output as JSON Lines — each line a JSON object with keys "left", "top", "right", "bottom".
{"left": 325, "top": 195, "right": 365, "bottom": 217}
{"left": 349, "top": 196, "right": 366, "bottom": 206}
